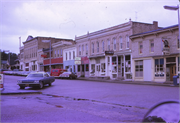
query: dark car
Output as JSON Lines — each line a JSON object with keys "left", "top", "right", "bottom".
{"left": 17, "top": 72, "right": 55, "bottom": 89}
{"left": 0, "top": 69, "right": 9, "bottom": 74}
{"left": 59, "top": 72, "right": 77, "bottom": 79}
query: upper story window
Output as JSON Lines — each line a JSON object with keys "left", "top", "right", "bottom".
{"left": 54, "top": 50, "right": 56, "bottom": 58}
{"left": 119, "top": 37, "right": 123, "bottom": 50}
{"left": 86, "top": 44, "right": 88, "bottom": 55}
{"left": 177, "top": 36, "right": 180, "bottom": 49}
{"left": 73, "top": 51, "right": 75, "bottom": 59}
{"left": 82, "top": 45, "right": 84, "bottom": 55}
{"left": 66, "top": 52, "right": 67, "bottom": 60}
{"left": 102, "top": 40, "right": 104, "bottom": 52}
{"left": 126, "top": 35, "right": 129, "bottom": 49}
{"left": 113, "top": 38, "right": 116, "bottom": 50}
{"left": 97, "top": 42, "right": 99, "bottom": 53}
{"left": 60, "top": 49, "right": 62, "bottom": 56}
{"left": 69, "top": 52, "right": 71, "bottom": 60}
{"left": 108, "top": 39, "right": 110, "bottom": 51}
{"left": 79, "top": 45, "right": 81, "bottom": 55}
{"left": 150, "top": 40, "right": 154, "bottom": 53}
{"left": 92, "top": 43, "right": 94, "bottom": 54}
{"left": 57, "top": 50, "right": 59, "bottom": 57}
{"left": 139, "top": 42, "right": 143, "bottom": 54}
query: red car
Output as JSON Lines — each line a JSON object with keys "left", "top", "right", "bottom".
{"left": 50, "top": 69, "right": 67, "bottom": 77}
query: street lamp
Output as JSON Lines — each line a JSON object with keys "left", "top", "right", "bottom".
{"left": 42, "top": 40, "right": 52, "bottom": 72}
{"left": 164, "top": 5, "right": 180, "bottom": 47}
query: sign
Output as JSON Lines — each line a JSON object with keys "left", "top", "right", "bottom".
{"left": 105, "top": 51, "right": 114, "bottom": 55}
{"left": 75, "top": 57, "right": 81, "bottom": 61}
{"left": 162, "top": 39, "right": 170, "bottom": 55}
{"left": 75, "top": 61, "right": 81, "bottom": 64}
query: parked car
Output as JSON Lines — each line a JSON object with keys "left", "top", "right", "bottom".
{"left": 50, "top": 69, "right": 67, "bottom": 77}
{"left": 59, "top": 72, "right": 77, "bottom": 79}
{"left": 17, "top": 71, "right": 55, "bottom": 89}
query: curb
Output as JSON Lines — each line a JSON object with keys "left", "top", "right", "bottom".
{"left": 1, "top": 91, "right": 42, "bottom": 95}
{"left": 76, "top": 78, "right": 179, "bottom": 87}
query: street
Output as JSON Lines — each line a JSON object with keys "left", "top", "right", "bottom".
{"left": 1, "top": 75, "right": 179, "bottom": 122}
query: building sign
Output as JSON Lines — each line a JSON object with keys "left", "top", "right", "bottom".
{"left": 105, "top": 51, "right": 114, "bottom": 55}
{"left": 75, "top": 57, "right": 81, "bottom": 64}
{"left": 162, "top": 39, "right": 170, "bottom": 55}
{"left": 81, "top": 56, "right": 89, "bottom": 64}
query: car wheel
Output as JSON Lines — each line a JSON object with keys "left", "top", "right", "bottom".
{"left": 20, "top": 86, "right": 25, "bottom": 89}
{"left": 39, "top": 81, "right": 44, "bottom": 89}
{"left": 49, "top": 83, "right": 52, "bottom": 86}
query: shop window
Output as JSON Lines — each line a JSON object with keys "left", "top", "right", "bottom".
{"left": 101, "top": 63, "right": 105, "bottom": 72}
{"left": 135, "top": 60, "right": 143, "bottom": 77}
{"left": 125, "top": 55, "right": 131, "bottom": 72}
{"left": 78, "top": 65, "right": 80, "bottom": 72}
{"left": 86, "top": 64, "right": 89, "bottom": 71}
{"left": 90, "top": 64, "right": 95, "bottom": 75}
{"left": 112, "top": 57, "right": 117, "bottom": 65}
{"left": 155, "top": 59, "right": 164, "bottom": 77}
{"left": 112, "top": 66, "right": 117, "bottom": 73}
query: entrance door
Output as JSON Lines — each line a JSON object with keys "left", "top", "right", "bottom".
{"left": 170, "top": 65, "right": 176, "bottom": 81}
{"left": 96, "top": 64, "right": 100, "bottom": 76}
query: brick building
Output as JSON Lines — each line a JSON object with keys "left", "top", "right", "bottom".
{"left": 20, "top": 36, "right": 74, "bottom": 72}
{"left": 75, "top": 20, "right": 160, "bottom": 80}
{"left": 130, "top": 24, "right": 179, "bottom": 82}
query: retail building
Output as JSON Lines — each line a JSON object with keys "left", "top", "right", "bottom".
{"left": 130, "top": 24, "right": 179, "bottom": 82}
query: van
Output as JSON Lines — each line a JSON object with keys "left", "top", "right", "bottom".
{"left": 50, "top": 69, "right": 67, "bottom": 77}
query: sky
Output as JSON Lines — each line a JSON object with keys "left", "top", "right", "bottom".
{"left": 0, "top": 0, "right": 179, "bottom": 54}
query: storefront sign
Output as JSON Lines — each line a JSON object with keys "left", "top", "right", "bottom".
{"left": 162, "top": 39, "right": 170, "bottom": 55}
{"left": 81, "top": 56, "right": 89, "bottom": 64}
{"left": 75, "top": 61, "right": 81, "bottom": 64}
{"left": 75, "top": 57, "right": 81, "bottom": 61}
{"left": 105, "top": 51, "right": 114, "bottom": 55}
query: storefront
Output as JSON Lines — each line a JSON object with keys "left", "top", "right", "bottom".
{"left": 76, "top": 56, "right": 89, "bottom": 77}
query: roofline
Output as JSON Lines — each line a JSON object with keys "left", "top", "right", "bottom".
{"left": 130, "top": 24, "right": 178, "bottom": 39}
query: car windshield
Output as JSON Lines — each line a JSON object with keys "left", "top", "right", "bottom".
{"left": 62, "top": 72, "right": 71, "bottom": 74}
{"left": 27, "top": 73, "right": 43, "bottom": 77}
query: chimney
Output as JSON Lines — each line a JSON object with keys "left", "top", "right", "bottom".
{"left": 153, "top": 21, "right": 158, "bottom": 29}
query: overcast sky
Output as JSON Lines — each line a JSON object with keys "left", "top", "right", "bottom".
{"left": 0, "top": 0, "right": 179, "bottom": 54}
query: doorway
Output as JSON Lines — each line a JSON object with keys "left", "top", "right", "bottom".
{"left": 166, "top": 64, "right": 176, "bottom": 81}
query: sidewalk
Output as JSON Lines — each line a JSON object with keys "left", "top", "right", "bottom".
{"left": 77, "top": 77, "right": 179, "bottom": 87}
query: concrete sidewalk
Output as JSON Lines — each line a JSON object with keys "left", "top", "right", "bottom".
{"left": 77, "top": 77, "right": 179, "bottom": 87}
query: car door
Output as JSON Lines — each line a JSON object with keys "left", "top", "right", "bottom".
{"left": 44, "top": 73, "right": 50, "bottom": 84}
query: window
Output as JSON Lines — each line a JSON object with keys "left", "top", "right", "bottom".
{"left": 102, "top": 40, "right": 104, "bottom": 52}
{"left": 82, "top": 45, "right": 84, "bottom": 55}
{"left": 139, "top": 42, "right": 143, "bottom": 54}
{"left": 119, "top": 37, "right": 123, "bottom": 50}
{"left": 177, "top": 36, "right": 180, "bottom": 49}
{"left": 135, "top": 60, "right": 143, "bottom": 77}
{"left": 79, "top": 45, "right": 81, "bottom": 55}
{"left": 60, "top": 49, "right": 62, "bottom": 56}
{"left": 69, "top": 52, "right": 71, "bottom": 60}
{"left": 150, "top": 40, "right": 154, "bottom": 52}
{"left": 58, "top": 50, "right": 59, "bottom": 57}
{"left": 126, "top": 35, "right": 129, "bottom": 49}
{"left": 86, "top": 44, "right": 88, "bottom": 55}
{"left": 54, "top": 50, "right": 56, "bottom": 58}
{"left": 101, "top": 63, "right": 105, "bottom": 72}
{"left": 91, "top": 64, "right": 95, "bottom": 74}
{"left": 97, "top": 42, "right": 99, "bottom": 53}
{"left": 155, "top": 59, "right": 164, "bottom": 77}
{"left": 92, "top": 43, "right": 94, "bottom": 53}
{"left": 66, "top": 53, "right": 67, "bottom": 60}
{"left": 108, "top": 39, "right": 110, "bottom": 51}
{"left": 113, "top": 38, "right": 116, "bottom": 50}
{"left": 73, "top": 51, "right": 75, "bottom": 59}
{"left": 125, "top": 55, "right": 131, "bottom": 72}
{"left": 178, "top": 57, "right": 180, "bottom": 72}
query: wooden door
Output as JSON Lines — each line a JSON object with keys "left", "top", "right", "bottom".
{"left": 170, "top": 65, "right": 176, "bottom": 81}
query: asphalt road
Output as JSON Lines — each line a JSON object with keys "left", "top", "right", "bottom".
{"left": 1, "top": 75, "right": 179, "bottom": 122}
